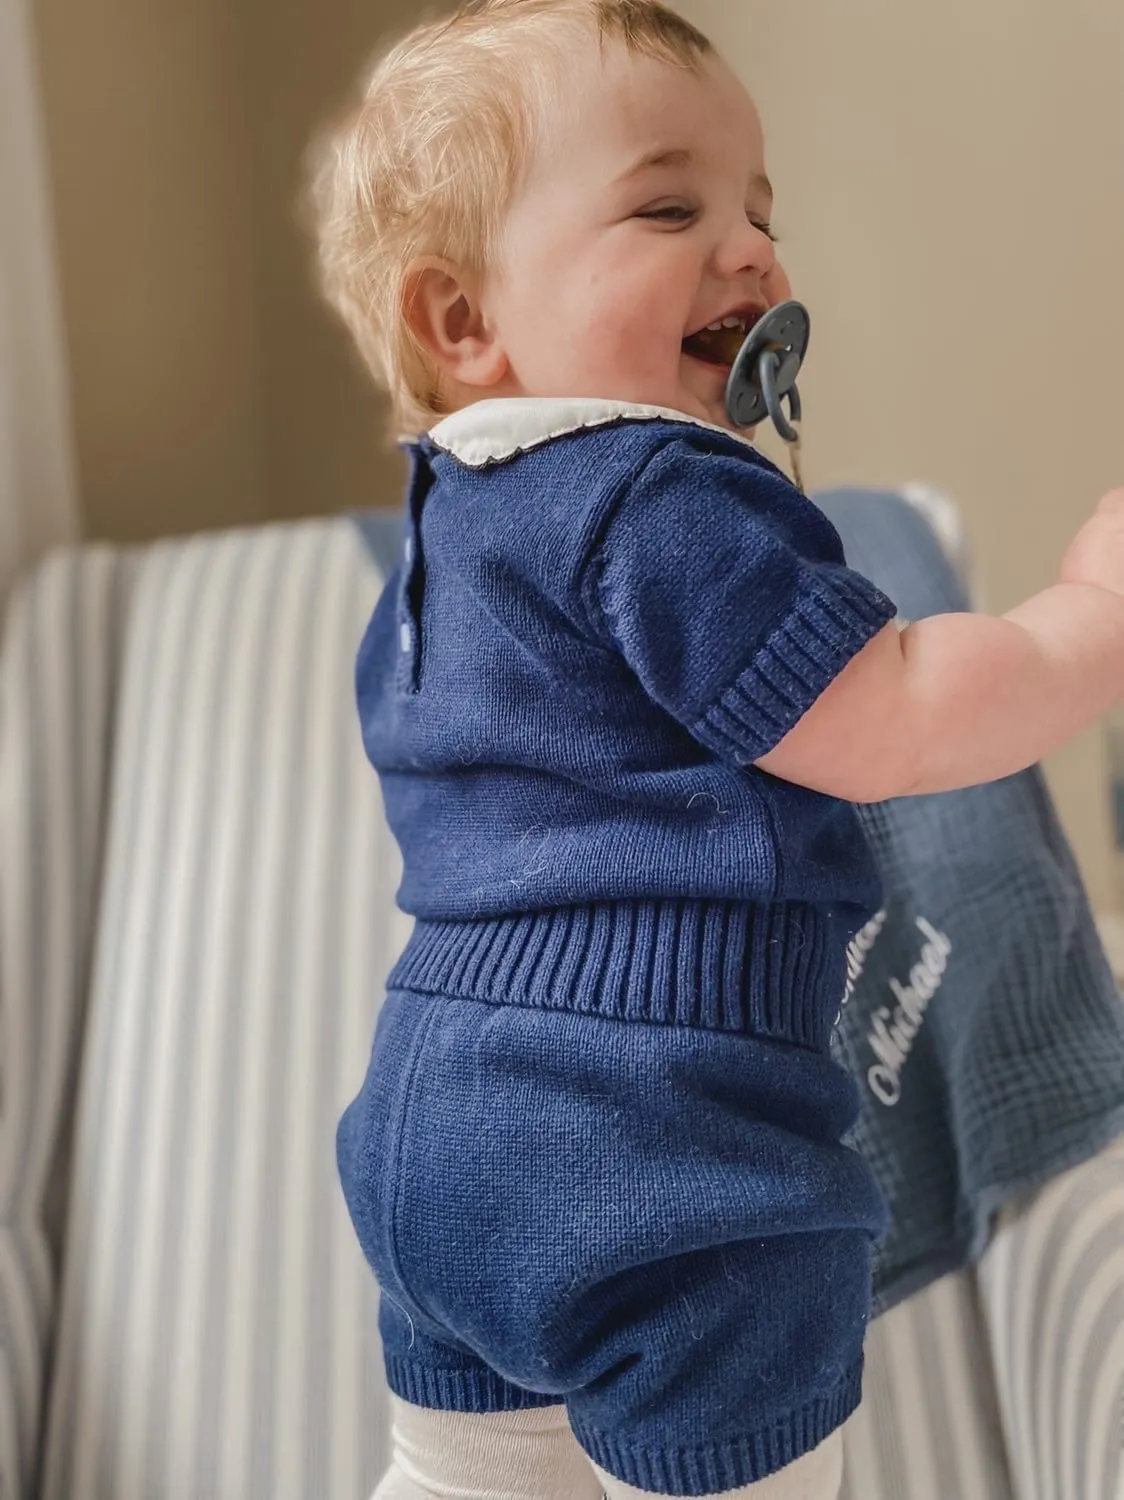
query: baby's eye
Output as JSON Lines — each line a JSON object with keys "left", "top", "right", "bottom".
{"left": 636, "top": 204, "right": 696, "bottom": 223}
{"left": 748, "top": 216, "right": 779, "bottom": 243}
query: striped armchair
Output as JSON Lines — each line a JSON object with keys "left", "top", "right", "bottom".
{"left": 0, "top": 503, "right": 1120, "bottom": 1500}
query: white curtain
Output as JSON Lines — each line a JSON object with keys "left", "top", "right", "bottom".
{"left": 0, "top": 0, "right": 78, "bottom": 604}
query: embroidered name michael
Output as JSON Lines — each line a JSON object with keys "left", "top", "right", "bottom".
{"left": 866, "top": 917, "right": 952, "bottom": 1107}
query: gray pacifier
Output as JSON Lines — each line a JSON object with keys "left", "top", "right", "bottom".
{"left": 724, "top": 300, "right": 811, "bottom": 441}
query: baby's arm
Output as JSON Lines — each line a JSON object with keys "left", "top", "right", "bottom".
{"left": 756, "top": 489, "right": 1124, "bottom": 801}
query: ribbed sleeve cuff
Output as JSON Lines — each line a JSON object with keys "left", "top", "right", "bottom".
{"left": 693, "top": 571, "right": 896, "bottom": 764}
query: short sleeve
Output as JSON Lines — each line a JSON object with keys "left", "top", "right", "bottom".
{"left": 585, "top": 439, "right": 898, "bottom": 764}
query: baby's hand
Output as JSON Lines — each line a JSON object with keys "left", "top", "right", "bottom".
{"left": 1059, "top": 489, "right": 1124, "bottom": 598}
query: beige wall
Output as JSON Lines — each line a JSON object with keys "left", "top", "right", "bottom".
{"left": 680, "top": 0, "right": 1124, "bottom": 904}
{"left": 31, "top": 0, "right": 1124, "bottom": 900}
{"left": 31, "top": 0, "right": 414, "bottom": 543}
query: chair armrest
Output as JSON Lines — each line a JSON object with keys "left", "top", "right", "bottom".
{"left": 0, "top": 545, "right": 134, "bottom": 1500}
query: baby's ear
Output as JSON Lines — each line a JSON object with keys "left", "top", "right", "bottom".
{"left": 402, "top": 257, "right": 508, "bottom": 390}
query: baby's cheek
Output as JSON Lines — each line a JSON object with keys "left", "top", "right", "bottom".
{"left": 600, "top": 310, "right": 672, "bottom": 379}
{"left": 767, "top": 259, "right": 793, "bottom": 304}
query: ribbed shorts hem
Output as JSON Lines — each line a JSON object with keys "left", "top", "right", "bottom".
{"left": 568, "top": 1361, "right": 863, "bottom": 1495}
{"left": 384, "top": 1353, "right": 559, "bottom": 1413}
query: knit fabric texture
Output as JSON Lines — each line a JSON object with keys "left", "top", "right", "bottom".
{"left": 351, "top": 481, "right": 1124, "bottom": 1332}
{"left": 339, "top": 986, "right": 882, "bottom": 1493}
{"left": 342, "top": 399, "right": 898, "bottom": 1490}
{"left": 357, "top": 398, "right": 898, "bottom": 1050}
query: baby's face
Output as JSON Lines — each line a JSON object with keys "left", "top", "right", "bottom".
{"left": 482, "top": 43, "right": 790, "bottom": 431}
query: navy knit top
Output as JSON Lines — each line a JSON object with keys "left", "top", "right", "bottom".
{"left": 358, "top": 398, "right": 898, "bottom": 1049}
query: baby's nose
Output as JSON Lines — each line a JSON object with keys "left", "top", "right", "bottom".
{"left": 716, "top": 217, "right": 777, "bottom": 280}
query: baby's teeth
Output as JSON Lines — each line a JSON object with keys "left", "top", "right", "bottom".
{"left": 706, "top": 321, "right": 724, "bottom": 332}
{"left": 721, "top": 316, "right": 743, "bottom": 328}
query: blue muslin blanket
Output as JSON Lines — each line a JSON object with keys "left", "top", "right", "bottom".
{"left": 820, "top": 487, "right": 1124, "bottom": 1311}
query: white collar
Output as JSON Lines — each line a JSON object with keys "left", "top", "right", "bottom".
{"left": 422, "top": 396, "right": 757, "bottom": 469}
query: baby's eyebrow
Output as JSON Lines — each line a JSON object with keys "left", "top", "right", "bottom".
{"left": 615, "top": 149, "right": 774, "bottom": 203}
{"left": 616, "top": 147, "right": 694, "bottom": 181}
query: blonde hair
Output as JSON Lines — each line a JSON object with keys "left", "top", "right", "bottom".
{"left": 305, "top": 0, "right": 713, "bottom": 437}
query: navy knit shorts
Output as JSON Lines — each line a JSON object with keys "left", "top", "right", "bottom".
{"left": 337, "top": 989, "right": 886, "bottom": 1496}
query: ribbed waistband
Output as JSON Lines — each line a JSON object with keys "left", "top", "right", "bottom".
{"left": 387, "top": 899, "right": 847, "bottom": 1049}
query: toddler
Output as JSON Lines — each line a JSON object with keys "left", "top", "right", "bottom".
{"left": 308, "top": 2, "right": 1124, "bottom": 1495}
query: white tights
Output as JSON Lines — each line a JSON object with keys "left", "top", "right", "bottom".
{"left": 372, "top": 1394, "right": 843, "bottom": 1500}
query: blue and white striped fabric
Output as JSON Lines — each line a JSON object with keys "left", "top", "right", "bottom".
{"left": 33, "top": 523, "right": 402, "bottom": 1500}
{"left": 840, "top": 1266, "right": 1015, "bottom": 1500}
{"left": 0, "top": 506, "right": 1117, "bottom": 1499}
{"left": 0, "top": 548, "right": 133, "bottom": 1500}
{"left": 979, "top": 1136, "right": 1124, "bottom": 1500}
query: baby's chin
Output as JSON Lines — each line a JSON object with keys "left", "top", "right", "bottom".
{"left": 684, "top": 388, "right": 745, "bottom": 435}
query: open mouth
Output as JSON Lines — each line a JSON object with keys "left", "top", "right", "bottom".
{"left": 682, "top": 307, "right": 766, "bottom": 369}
